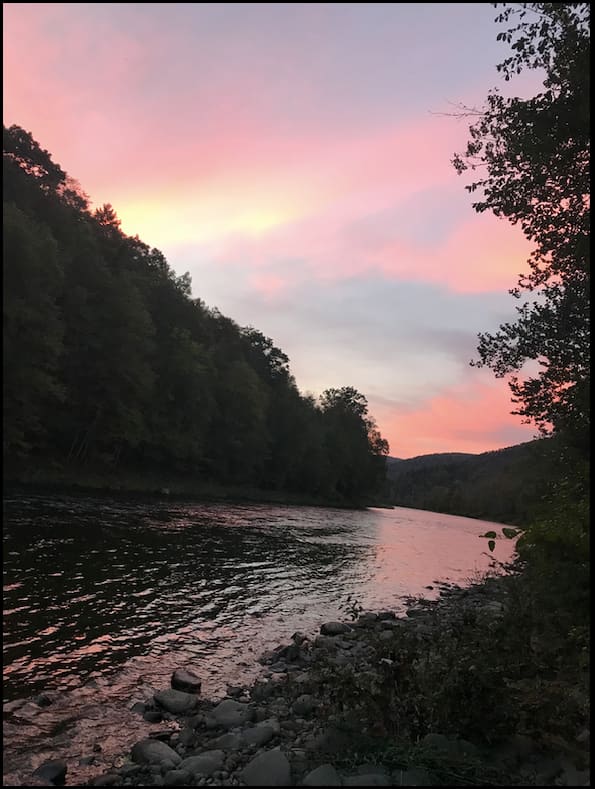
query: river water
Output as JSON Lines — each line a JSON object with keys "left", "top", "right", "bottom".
{"left": 2, "top": 493, "right": 514, "bottom": 785}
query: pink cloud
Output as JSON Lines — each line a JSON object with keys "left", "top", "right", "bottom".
{"left": 371, "top": 374, "right": 537, "bottom": 458}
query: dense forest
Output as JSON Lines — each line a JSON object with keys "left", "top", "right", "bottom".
{"left": 385, "top": 438, "right": 562, "bottom": 525}
{"left": 3, "top": 125, "right": 389, "bottom": 503}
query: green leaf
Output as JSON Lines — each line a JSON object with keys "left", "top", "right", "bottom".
{"left": 482, "top": 530, "right": 498, "bottom": 539}
{"left": 488, "top": 540, "right": 496, "bottom": 552}
{"left": 502, "top": 527, "right": 521, "bottom": 539}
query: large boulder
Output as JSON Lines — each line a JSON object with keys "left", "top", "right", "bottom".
{"left": 303, "top": 764, "right": 342, "bottom": 786}
{"left": 154, "top": 688, "right": 199, "bottom": 715}
{"left": 171, "top": 668, "right": 202, "bottom": 694}
{"left": 241, "top": 749, "right": 291, "bottom": 786}
{"left": 131, "top": 738, "right": 181, "bottom": 767}
{"left": 206, "top": 699, "right": 253, "bottom": 729}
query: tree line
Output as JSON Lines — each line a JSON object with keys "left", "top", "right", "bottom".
{"left": 386, "top": 438, "right": 562, "bottom": 526}
{"left": 3, "top": 124, "right": 389, "bottom": 502}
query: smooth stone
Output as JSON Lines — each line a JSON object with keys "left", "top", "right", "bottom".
{"left": 154, "top": 689, "right": 199, "bottom": 715}
{"left": 320, "top": 622, "right": 351, "bottom": 636}
{"left": 33, "top": 760, "right": 67, "bottom": 786}
{"left": 292, "top": 694, "right": 317, "bottom": 717}
{"left": 178, "top": 750, "right": 225, "bottom": 777}
{"left": 206, "top": 699, "right": 253, "bottom": 729}
{"left": 131, "top": 739, "right": 182, "bottom": 767}
{"left": 241, "top": 725, "right": 274, "bottom": 747}
{"left": 241, "top": 749, "right": 291, "bottom": 786}
{"left": 258, "top": 717, "right": 281, "bottom": 735}
{"left": 207, "top": 732, "right": 242, "bottom": 750}
{"left": 131, "top": 701, "right": 146, "bottom": 715}
{"left": 34, "top": 693, "right": 53, "bottom": 707}
{"left": 302, "top": 764, "right": 342, "bottom": 786}
{"left": 171, "top": 668, "right": 202, "bottom": 694}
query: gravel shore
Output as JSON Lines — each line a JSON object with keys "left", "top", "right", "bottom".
{"left": 27, "top": 575, "right": 590, "bottom": 787}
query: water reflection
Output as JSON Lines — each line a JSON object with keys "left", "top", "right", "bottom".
{"left": 2, "top": 495, "right": 514, "bottom": 784}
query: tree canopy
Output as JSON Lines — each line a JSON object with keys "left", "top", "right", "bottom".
{"left": 453, "top": 3, "right": 590, "bottom": 455}
{"left": 3, "top": 124, "right": 388, "bottom": 503}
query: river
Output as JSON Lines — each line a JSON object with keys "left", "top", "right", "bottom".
{"left": 2, "top": 493, "right": 515, "bottom": 785}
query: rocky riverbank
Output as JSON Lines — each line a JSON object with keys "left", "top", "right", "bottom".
{"left": 27, "top": 572, "right": 590, "bottom": 787}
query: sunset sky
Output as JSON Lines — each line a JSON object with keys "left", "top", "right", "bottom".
{"left": 3, "top": 2, "right": 542, "bottom": 458}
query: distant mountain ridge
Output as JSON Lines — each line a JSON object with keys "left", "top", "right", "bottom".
{"left": 385, "top": 439, "right": 559, "bottom": 525}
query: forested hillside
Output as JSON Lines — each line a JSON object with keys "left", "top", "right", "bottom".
{"left": 386, "top": 439, "right": 560, "bottom": 525}
{"left": 3, "top": 125, "right": 388, "bottom": 502}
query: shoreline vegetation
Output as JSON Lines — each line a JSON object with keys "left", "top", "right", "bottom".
{"left": 23, "top": 564, "right": 589, "bottom": 788}
{"left": 3, "top": 466, "right": 388, "bottom": 511}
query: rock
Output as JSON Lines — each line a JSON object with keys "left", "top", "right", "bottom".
{"left": 306, "top": 725, "right": 357, "bottom": 754}
{"left": 251, "top": 681, "right": 276, "bottom": 702}
{"left": 258, "top": 717, "right": 281, "bottom": 735}
{"left": 206, "top": 699, "right": 253, "bottom": 729}
{"left": 208, "top": 732, "right": 243, "bottom": 750}
{"left": 379, "top": 630, "right": 394, "bottom": 641}
{"left": 144, "top": 710, "right": 163, "bottom": 723}
{"left": 320, "top": 622, "right": 351, "bottom": 636}
{"left": 162, "top": 770, "right": 192, "bottom": 786}
{"left": 393, "top": 767, "right": 435, "bottom": 786}
{"left": 154, "top": 689, "right": 199, "bottom": 715}
{"left": 241, "top": 725, "right": 275, "bottom": 747}
{"left": 178, "top": 750, "right": 225, "bottom": 777}
{"left": 276, "top": 643, "right": 300, "bottom": 661}
{"left": 292, "top": 694, "right": 317, "bottom": 717}
{"left": 78, "top": 756, "right": 96, "bottom": 766}
{"left": 149, "top": 729, "right": 174, "bottom": 742}
{"left": 344, "top": 776, "right": 390, "bottom": 786}
{"left": 171, "top": 668, "right": 202, "bottom": 694}
{"left": 131, "top": 739, "right": 182, "bottom": 767}
{"left": 226, "top": 684, "right": 244, "bottom": 698}
{"left": 376, "top": 611, "right": 396, "bottom": 621}
{"left": 314, "top": 634, "right": 338, "bottom": 650}
{"left": 302, "top": 764, "right": 342, "bottom": 786}
{"left": 241, "top": 749, "right": 291, "bottom": 786}
{"left": 34, "top": 693, "right": 53, "bottom": 707}
{"left": 130, "top": 701, "right": 146, "bottom": 715}
{"left": 356, "top": 613, "right": 378, "bottom": 627}
{"left": 33, "top": 760, "right": 67, "bottom": 786}
{"left": 90, "top": 775, "right": 121, "bottom": 786}
{"left": 379, "top": 620, "right": 401, "bottom": 630}
{"left": 421, "top": 732, "right": 451, "bottom": 753}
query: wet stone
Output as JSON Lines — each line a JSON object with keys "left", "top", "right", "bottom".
{"left": 171, "top": 668, "right": 202, "bottom": 694}
{"left": 302, "top": 764, "right": 342, "bottom": 786}
{"left": 33, "top": 760, "right": 67, "bottom": 786}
